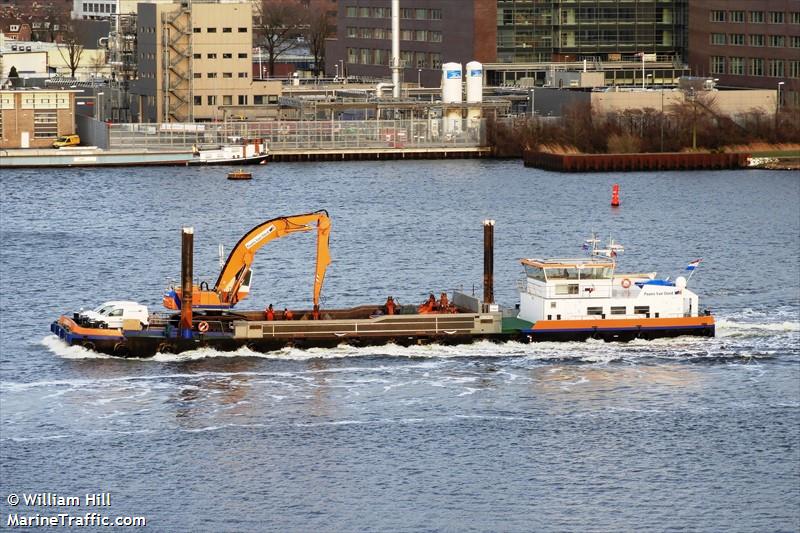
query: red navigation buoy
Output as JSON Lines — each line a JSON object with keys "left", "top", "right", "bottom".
{"left": 611, "top": 183, "right": 620, "bottom": 207}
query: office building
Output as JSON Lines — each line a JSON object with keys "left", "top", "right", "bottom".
{"left": 325, "top": 0, "right": 497, "bottom": 87}
{"left": 688, "top": 0, "right": 798, "bottom": 107}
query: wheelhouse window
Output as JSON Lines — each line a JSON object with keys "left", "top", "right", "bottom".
{"left": 524, "top": 265, "right": 546, "bottom": 282}
{"left": 587, "top": 307, "right": 603, "bottom": 316}
{"left": 634, "top": 306, "right": 650, "bottom": 315}
{"left": 555, "top": 284, "right": 579, "bottom": 295}
{"left": 610, "top": 306, "right": 626, "bottom": 315}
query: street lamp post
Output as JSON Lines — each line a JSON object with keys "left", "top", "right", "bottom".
{"left": 660, "top": 87, "right": 665, "bottom": 152}
{"left": 334, "top": 64, "right": 339, "bottom": 80}
{"left": 417, "top": 68, "right": 422, "bottom": 87}
{"left": 776, "top": 81, "right": 785, "bottom": 131}
{"left": 97, "top": 91, "right": 105, "bottom": 121}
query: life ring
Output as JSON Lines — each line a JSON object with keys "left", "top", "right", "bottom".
{"left": 197, "top": 321, "right": 210, "bottom": 333}
{"left": 200, "top": 281, "right": 209, "bottom": 291}
{"left": 621, "top": 278, "right": 632, "bottom": 289}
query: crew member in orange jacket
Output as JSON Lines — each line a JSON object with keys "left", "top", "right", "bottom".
{"left": 312, "top": 304, "right": 321, "bottom": 320}
{"left": 265, "top": 304, "right": 275, "bottom": 320}
{"left": 385, "top": 296, "right": 397, "bottom": 315}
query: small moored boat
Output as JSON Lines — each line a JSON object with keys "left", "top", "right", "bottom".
{"left": 227, "top": 169, "right": 252, "bottom": 180}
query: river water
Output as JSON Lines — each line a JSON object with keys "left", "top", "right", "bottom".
{"left": 1, "top": 161, "right": 798, "bottom": 532}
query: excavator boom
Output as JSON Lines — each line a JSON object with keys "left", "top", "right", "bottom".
{"left": 215, "top": 210, "right": 331, "bottom": 306}
{"left": 164, "top": 210, "right": 331, "bottom": 310}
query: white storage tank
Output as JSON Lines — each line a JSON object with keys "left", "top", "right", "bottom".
{"left": 442, "top": 62, "right": 463, "bottom": 104}
{"left": 465, "top": 61, "right": 483, "bottom": 103}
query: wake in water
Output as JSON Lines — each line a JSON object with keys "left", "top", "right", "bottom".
{"left": 38, "top": 308, "right": 799, "bottom": 364}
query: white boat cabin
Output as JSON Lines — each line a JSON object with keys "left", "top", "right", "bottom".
{"left": 517, "top": 257, "right": 700, "bottom": 323}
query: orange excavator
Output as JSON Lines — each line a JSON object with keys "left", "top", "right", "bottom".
{"left": 163, "top": 210, "right": 331, "bottom": 310}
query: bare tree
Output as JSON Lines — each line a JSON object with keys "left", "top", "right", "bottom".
{"left": 302, "top": 0, "right": 335, "bottom": 76}
{"left": 57, "top": 21, "right": 86, "bottom": 78}
{"left": 255, "top": 0, "right": 305, "bottom": 77}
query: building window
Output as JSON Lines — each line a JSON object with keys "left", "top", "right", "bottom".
{"left": 792, "top": 12, "right": 800, "bottom": 24}
{"left": 223, "top": 27, "right": 232, "bottom": 33}
{"left": 193, "top": 53, "right": 201, "bottom": 59}
{"left": 347, "top": 26, "right": 357, "bottom": 38}
{"left": 430, "top": 9, "right": 441, "bottom": 20}
{"left": 193, "top": 73, "right": 201, "bottom": 78}
{"left": 359, "top": 7, "right": 369, "bottom": 17}
{"left": 769, "top": 60, "right": 785, "bottom": 77}
{"left": 610, "top": 306, "right": 626, "bottom": 315}
{"left": 710, "top": 10, "right": 725, "bottom": 22}
{"left": 207, "top": 27, "right": 216, "bottom": 33}
{"left": 254, "top": 95, "right": 264, "bottom": 105}
{"left": 238, "top": 27, "right": 247, "bottom": 33}
{"left": 208, "top": 53, "right": 217, "bottom": 59}
{"left": 238, "top": 53, "right": 247, "bottom": 59}
{"left": 346, "top": 6, "right": 356, "bottom": 17}
{"left": 193, "top": 96, "right": 201, "bottom": 105}
{"left": 347, "top": 47, "right": 357, "bottom": 63}
{"left": 728, "top": 33, "right": 745, "bottom": 45}
{"left": 208, "top": 72, "right": 217, "bottom": 78}
{"left": 223, "top": 95, "right": 232, "bottom": 105}
{"left": 193, "top": 27, "right": 200, "bottom": 33}
{"left": 430, "top": 52, "right": 441, "bottom": 69}
{"left": 750, "top": 11, "right": 764, "bottom": 23}
{"left": 769, "top": 35, "right": 786, "bottom": 47}
{"left": 430, "top": 31, "right": 442, "bottom": 43}
{"left": 710, "top": 33, "right": 725, "bottom": 45}
{"left": 415, "top": 30, "right": 427, "bottom": 42}
{"left": 749, "top": 57, "right": 764, "bottom": 76}
{"left": 790, "top": 61, "right": 800, "bottom": 78}
{"left": 207, "top": 96, "right": 216, "bottom": 105}
{"left": 729, "top": 57, "right": 744, "bottom": 75}
{"left": 792, "top": 36, "right": 800, "bottom": 48}
{"left": 400, "top": 29, "right": 413, "bottom": 40}
{"left": 238, "top": 72, "right": 248, "bottom": 78}
{"left": 33, "top": 110, "right": 57, "bottom": 138}
{"left": 223, "top": 53, "right": 232, "bottom": 59}
{"left": 768, "top": 11, "right": 785, "bottom": 24}
{"left": 223, "top": 72, "right": 232, "bottom": 78}
{"left": 750, "top": 34, "right": 764, "bottom": 46}
{"left": 401, "top": 8, "right": 413, "bottom": 19}
{"left": 729, "top": 11, "right": 745, "bottom": 23}
{"left": 710, "top": 56, "right": 725, "bottom": 74}
{"left": 238, "top": 95, "right": 247, "bottom": 105}
{"left": 415, "top": 8, "right": 426, "bottom": 20}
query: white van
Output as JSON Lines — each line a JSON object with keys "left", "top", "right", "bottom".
{"left": 79, "top": 301, "right": 149, "bottom": 329}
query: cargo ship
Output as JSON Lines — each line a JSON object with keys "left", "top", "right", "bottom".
{"left": 50, "top": 213, "right": 714, "bottom": 358}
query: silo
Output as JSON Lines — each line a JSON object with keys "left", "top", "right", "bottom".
{"left": 465, "top": 61, "right": 483, "bottom": 103}
{"left": 442, "top": 63, "right": 463, "bottom": 135}
{"left": 441, "top": 63, "right": 463, "bottom": 103}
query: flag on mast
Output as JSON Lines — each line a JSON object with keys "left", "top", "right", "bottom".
{"left": 686, "top": 259, "right": 702, "bottom": 271}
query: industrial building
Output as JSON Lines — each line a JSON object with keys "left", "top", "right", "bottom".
{"left": 0, "top": 88, "right": 78, "bottom": 148}
{"left": 328, "top": 0, "right": 690, "bottom": 86}
{"left": 688, "top": 0, "right": 798, "bottom": 107}
{"left": 130, "top": 0, "right": 282, "bottom": 123}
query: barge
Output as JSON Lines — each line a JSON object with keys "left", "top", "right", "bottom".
{"left": 50, "top": 214, "right": 714, "bottom": 358}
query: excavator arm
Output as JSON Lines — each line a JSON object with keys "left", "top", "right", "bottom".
{"left": 163, "top": 210, "right": 331, "bottom": 310}
{"left": 214, "top": 210, "right": 331, "bottom": 306}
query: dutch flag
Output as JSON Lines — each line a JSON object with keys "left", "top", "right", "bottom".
{"left": 686, "top": 259, "right": 702, "bottom": 271}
